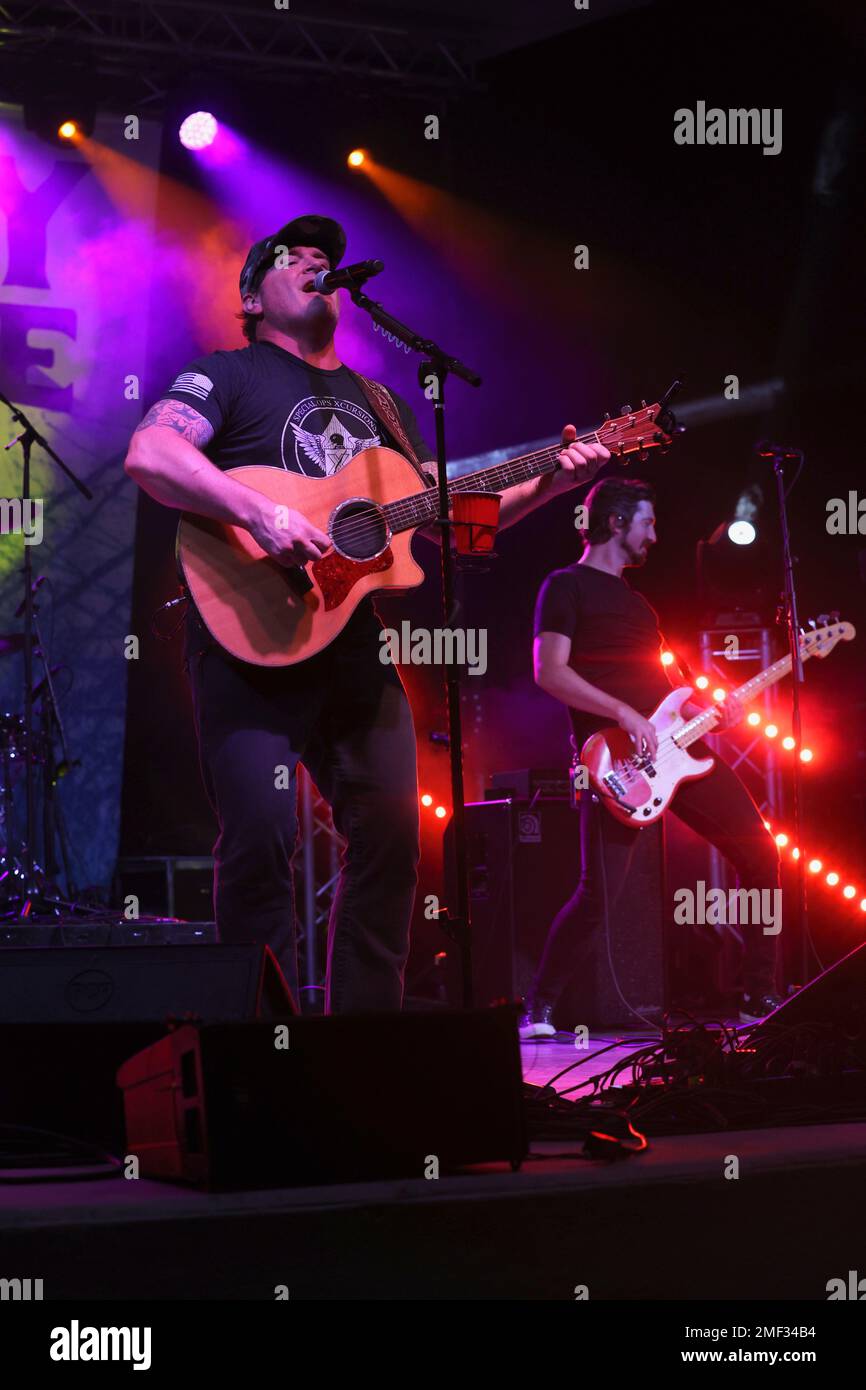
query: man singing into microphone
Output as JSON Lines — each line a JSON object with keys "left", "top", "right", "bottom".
{"left": 124, "top": 214, "right": 611, "bottom": 1013}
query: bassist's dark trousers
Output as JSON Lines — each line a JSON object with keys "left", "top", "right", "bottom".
{"left": 530, "top": 742, "right": 780, "bottom": 1007}
{"left": 184, "top": 604, "right": 420, "bottom": 1013}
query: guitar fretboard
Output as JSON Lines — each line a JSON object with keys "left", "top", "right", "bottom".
{"left": 675, "top": 643, "right": 816, "bottom": 748}
{"left": 382, "top": 432, "right": 602, "bottom": 534}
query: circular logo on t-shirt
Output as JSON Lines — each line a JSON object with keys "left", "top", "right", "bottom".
{"left": 281, "top": 396, "right": 381, "bottom": 478}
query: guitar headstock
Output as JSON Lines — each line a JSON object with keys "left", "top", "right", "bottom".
{"left": 596, "top": 398, "right": 679, "bottom": 461}
{"left": 799, "top": 615, "right": 856, "bottom": 658}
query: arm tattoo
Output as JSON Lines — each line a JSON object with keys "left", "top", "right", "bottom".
{"left": 134, "top": 399, "right": 215, "bottom": 448}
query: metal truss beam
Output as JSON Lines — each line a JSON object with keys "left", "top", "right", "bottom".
{"left": 0, "top": 0, "right": 479, "bottom": 101}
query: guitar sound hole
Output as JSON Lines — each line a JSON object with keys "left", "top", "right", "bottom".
{"left": 330, "top": 498, "right": 390, "bottom": 561}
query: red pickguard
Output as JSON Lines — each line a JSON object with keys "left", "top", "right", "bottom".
{"left": 312, "top": 547, "right": 394, "bottom": 611}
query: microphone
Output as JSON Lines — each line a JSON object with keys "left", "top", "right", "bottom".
{"left": 312, "top": 259, "right": 384, "bottom": 294}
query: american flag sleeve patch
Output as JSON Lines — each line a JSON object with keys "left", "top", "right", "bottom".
{"left": 169, "top": 371, "right": 214, "bottom": 401}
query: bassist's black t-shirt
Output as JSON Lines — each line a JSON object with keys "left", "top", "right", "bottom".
{"left": 157, "top": 340, "right": 434, "bottom": 663}
{"left": 534, "top": 562, "right": 672, "bottom": 748}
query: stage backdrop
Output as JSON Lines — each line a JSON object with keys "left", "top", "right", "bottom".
{"left": 0, "top": 106, "right": 161, "bottom": 892}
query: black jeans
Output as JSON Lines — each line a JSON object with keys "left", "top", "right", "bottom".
{"left": 531, "top": 742, "right": 780, "bottom": 1008}
{"left": 184, "top": 608, "right": 420, "bottom": 1013}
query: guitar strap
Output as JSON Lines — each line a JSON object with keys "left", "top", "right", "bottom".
{"left": 350, "top": 371, "right": 437, "bottom": 489}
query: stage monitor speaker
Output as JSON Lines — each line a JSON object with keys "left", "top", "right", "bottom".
{"left": 0, "top": 943, "right": 295, "bottom": 1023}
{"left": 749, "top": 942, "right": 866, "bottom": 1040}
{"left": 118, "top": 1006, "right": 527, "bottom": 1188}
{"left": 446, "top": 797, "right": 666, "bottom": 1029}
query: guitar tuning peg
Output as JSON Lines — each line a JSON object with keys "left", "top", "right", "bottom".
{"left": 817, "top": 613, "right": 829, "bottom": 626}
{"left": 808, "top": 618, "right": 817, "bottom": 629}
{"left": 640, "top": 399, "right": 647, "bottom": 409}
{"left": 603, "top": 411, "right": 611, "bottom": 422}
{"left": 620, "top": 403, "right": 632, "bottom": 415}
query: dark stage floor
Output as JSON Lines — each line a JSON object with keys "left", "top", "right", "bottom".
{"left": 3, "top": 1030, "right": 865, "bottom": 1301}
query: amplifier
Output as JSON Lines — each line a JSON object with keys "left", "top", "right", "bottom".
{"left": 0, "top": 943, "right": 295, "bottom": 1023}
{"left": 489, "top": 767, "right": 572, "bottom": 801}
{"left": 446, "top": 797, "right": 666, "bottom": 1028}
{"left": 118, "top": 1007, "right": 527, "bottom": 1188}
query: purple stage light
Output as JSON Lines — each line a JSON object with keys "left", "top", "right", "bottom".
{"left": 179, "top": 112, "right": 218, "bottom": 151}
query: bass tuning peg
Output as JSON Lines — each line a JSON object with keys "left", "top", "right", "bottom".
{"left": 603, "top": 411, "right": 611, "bottom": 422}
{"left": 620, "top": 403, "right": 632, "bottom": 415}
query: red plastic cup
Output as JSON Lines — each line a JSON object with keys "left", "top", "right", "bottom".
{"left": 450, "top": 491, "right": 501, "bottom": 554}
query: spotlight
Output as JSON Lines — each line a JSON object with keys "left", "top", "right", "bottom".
{"left": 695, "top": 675, "right": 709, "bottom": 689}
{"left": 826, "top": 872, "right": 840, "bottom": 887}
{"left": 843, "top": 885, "right": 856, "bottom": 899}
{"left": 861, "top": 899, "right": 866, "bottom": 912}
{"left": 420, "top": 793, "right": 433, "bottom": 807}
{"left": 747, "top": 712, "right": 761, "bottom": 726}
{"left": 727, "top": 520, "right": 756, "bottom": 546}
{"left": 179, "top": 111, "right": 218, "bottom": 150}
{"left": 24, "top": 99, "right": 94, "bottom": 144}
{"left": 775, "top": 832, "right": 788, "bottom": 847}
{"left": 782, "top": 736, "right": 795, "bottom": 750}
{"left": 660, "top": 651, "right": 674, "bottom": 667}
{"left": 800, "top": 748, "right": 813, "bottom": 762}
{"left": 791, "top": 847, "right": 800, "bottom": 859}
{"left": 712, "top": 688, "right": 726, "bottom": 702}
{"left": 765, "top": 724, "right": 778, "bottom": 738}
{"left": 347, "top": 149, "right": 367, "bottom": 168}
{"left": 808, "top": 858, "right": 822, "bottom": 873}
{"left": 434, "top": 805, "right": 447, "bottom": 819}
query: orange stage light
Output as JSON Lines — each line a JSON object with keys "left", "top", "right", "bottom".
{"left": 347, "top": 149, "right": 366, "bottom": 168}
{"left": 58, "top": 120, "right": 78, "bottom": 139}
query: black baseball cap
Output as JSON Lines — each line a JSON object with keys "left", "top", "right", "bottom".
{"left": 239, "top": 215, "right": 346, "bottom": 298}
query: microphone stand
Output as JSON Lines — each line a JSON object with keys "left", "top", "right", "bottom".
{"left": 0, "top": 389, "right": 92, "bottom": 914}
{"left": 762, "top": 443, "right": 810, "bottom": 986}
{"left": 349, "top": 278, "right": 482, "bottom": 1007}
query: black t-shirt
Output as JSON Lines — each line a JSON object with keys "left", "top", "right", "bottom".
{"left": 161, "top": 339, "right": 434, "bottom": 477}
{"left": 159, "top": 339, "right": 434, "bottom": 660}
{"left": 533, "top": 562, "right": 672, "bottom": 747}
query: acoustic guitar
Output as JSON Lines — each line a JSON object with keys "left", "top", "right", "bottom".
{"left": 178, "top": 398, "right": 675, "bottom": 666}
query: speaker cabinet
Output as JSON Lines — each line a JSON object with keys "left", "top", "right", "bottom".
{"left": 118, "top": 1007, "right": 527, "bottom": 1188}
{"left": 0, "top": 943, "right": 294, "bottom": 1023}
{"left": 446, "top": 797, "right": 666, "bottom": 1028}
